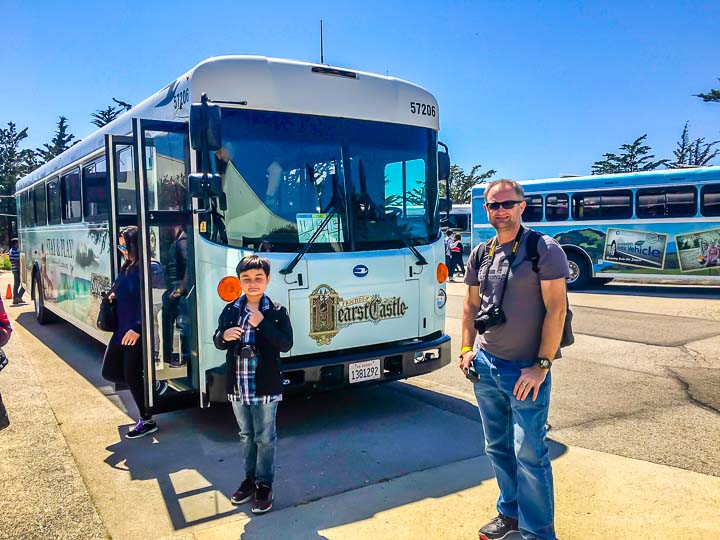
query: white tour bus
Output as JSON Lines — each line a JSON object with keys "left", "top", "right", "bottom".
{"left": 471, "top": 167, "right": 720, "bottom": 289}
{"left": 16, "top": 56, "right": 452, "bottom": 413}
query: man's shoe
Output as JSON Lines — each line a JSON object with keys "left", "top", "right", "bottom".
{"left": 125, "top": 419, "right": 158, "bottom": 439}
{"left": 478, "top": 514, "right": 519, "bottom": 540}
{"left": 230, "top": 477, "right": 256, "bottom": 505}
{"left": 251, "top": 482, "right": 273, "bottom": 514}
{"left": 168, "top": 358, "right": 186, "bottom": 368}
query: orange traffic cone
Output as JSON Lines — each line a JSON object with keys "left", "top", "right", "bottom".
{"left": 5, "top": 284, "right": 12, "bottom": 300}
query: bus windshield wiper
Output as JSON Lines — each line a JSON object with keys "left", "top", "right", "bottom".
{"left": 279, "top": 163, "right": 341, "bottom": 275}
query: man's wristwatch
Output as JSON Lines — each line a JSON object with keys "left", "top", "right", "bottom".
{"left": 536, "top": 357, "right": 552, "bottom": 370}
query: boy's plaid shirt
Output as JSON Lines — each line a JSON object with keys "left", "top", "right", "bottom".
{"left": 227, "top": 294, "right": 283, "bottom": 405}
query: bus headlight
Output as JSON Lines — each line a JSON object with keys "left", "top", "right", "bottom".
{"left": 436, "top": 289, "right": 447, "bottom": 309}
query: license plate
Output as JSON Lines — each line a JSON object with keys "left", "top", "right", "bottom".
{"left": 349, "top": 359, "right": 381, "bottom": 384}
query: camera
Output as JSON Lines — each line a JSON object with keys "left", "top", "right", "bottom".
{"left": 235, "top": 344, "right": 255, "bottom": 359}
{"left": 474, "top": 304, "right": 506, "bottom": 334}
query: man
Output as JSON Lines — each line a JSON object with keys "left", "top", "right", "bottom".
{"left": 162, "top": 225, "right": 191, "bottom": 368}
{"left": 459, "top": 179, "right": 569, "bottom": 540}
{"left": 8, "top": 239, "right": 25, "bottom": 305}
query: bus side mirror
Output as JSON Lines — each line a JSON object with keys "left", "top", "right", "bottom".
{"left": 438, "top": 150, "right": 450, "bottom": 183}
{"left": 190, "top": 96, "right": 222, "bottom": 151}
{"left": 439, "top": 198, "right": 452, "bottom": 213}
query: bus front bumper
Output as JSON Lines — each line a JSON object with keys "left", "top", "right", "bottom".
{"left": 205, "top": 333, "right": 451, "bottom": 402}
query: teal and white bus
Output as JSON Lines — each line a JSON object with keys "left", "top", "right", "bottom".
{"left": 16, "top": 56, "right": 452, "bottom": 413}
{"left": 471, "top": 167, "right": 720, "bottom": 289}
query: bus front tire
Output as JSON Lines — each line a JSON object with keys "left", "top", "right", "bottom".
{"left": 566, "top": 253, "right": 590, "bottom": 290}
{"left": 33, "top": 276, "right": 52, "bottom": 325}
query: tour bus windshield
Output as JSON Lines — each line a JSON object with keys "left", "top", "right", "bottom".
{"left": 212, "top": 108, "right": 439, "bottom": 252}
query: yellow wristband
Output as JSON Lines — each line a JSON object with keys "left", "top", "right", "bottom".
{"left": 460, "top": 346, "right": 474, "bottom": 354}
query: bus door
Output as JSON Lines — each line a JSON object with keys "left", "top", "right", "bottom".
{"left": 107, "top": 120, "right": 199, "bottom": 413}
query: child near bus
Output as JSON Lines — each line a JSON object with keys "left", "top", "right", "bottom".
{"left": 213, "top": 255, "right": 293, "bottom": 514}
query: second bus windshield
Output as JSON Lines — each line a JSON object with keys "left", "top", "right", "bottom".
{"left": 210, "top": 108, "right": 439, "bottom": 253}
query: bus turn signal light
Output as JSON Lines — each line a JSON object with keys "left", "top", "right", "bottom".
{"left": 436, "top": 263, "right": 448, "bottom": 283}
{"left": 217, "top": 276, "right": 242, "bottom": 302}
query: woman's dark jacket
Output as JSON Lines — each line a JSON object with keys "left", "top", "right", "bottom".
{"left": 213, "top": 295, "right": 293, "bottom": 397}
{"left": 112, "top": 264, "right": 142, "bottom": 343}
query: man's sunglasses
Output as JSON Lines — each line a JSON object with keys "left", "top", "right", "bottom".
{"left": 486, "top": 200, "right": 524, "bottom": 211}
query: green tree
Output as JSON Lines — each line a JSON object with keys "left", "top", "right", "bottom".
{"left": 91, "top": 105, "right": 123, "bottom": 128}
{"left": 668, "top": 122, "right": 720, "bottom": 168}
{"left": 442, "top": 164, "right": 496, "bottom": 203}
{"left": 36, "top": 116, "right": 76, "bottom": 164}
{"left": 591, "top": 134, "right": 669, "bottom": 175}
{"left": 0, "top": 122, "right": 37, "bottom": 244}
{"left": 696, "top": 79, "right": 720, "bottom": 103}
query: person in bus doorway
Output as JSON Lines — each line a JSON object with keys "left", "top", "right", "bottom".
{"left": 213, "top": 255, "right": 293, "bottom": 514}
{"left": 9, "top": 238, "right": 25, "bottom": 305}
{"left": 459, "top": 179, "right": 569, "bottom": 540}
{"left": 450, "top": 233, "right": 465, "bottom": 281}
{"left": 103, "top": 226, "right": 167, "bottom": 439}
{"left": 162, "top": 224, "right": 190, "bottom": 368}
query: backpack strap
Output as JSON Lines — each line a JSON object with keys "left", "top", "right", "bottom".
{"left": 526, "top": 229, "right": 543, "bottom": 273}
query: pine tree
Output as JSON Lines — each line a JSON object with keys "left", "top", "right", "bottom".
{"left": 442, "top": 164, "right": 496, "bottom": 203}
{"left": 591, "top": 135, "right": 669, "bottom": 175}
{"left": 91, "top": 105, "right": 123, "bottom": 128}
{"left": 668, "top": 122, "right": 720, "bottom": 168}
{"left": 36, "top": 116, "right": 76, "bottom": 164}
{"left": 0, "top": 122, "right": 37, "bottom": 243}
{"left": 696, "top": 79, "right": 720, "bottom": 103}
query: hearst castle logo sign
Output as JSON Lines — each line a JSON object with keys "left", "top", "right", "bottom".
{"left": 309, "top": 284, "right": 408, "bottom": 345}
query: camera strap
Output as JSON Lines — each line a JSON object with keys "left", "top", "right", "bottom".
{"left": 480, "top": 226, "right": 525, "bottom": 310}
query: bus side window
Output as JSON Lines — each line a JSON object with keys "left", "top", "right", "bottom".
{"left": 701, "top": 184, "right": 720, "bottom": 217}
{"left": 82, "top": 158, "right": 109, "bottom": 220}
{"left": 61, "top": 168, "right": 82, "bottom": 223}
{"left": 47, "top": 178, "right": 62, "bottom": 225}
{"left": 545, "top": 193, "right": 568, "bottom": 221}
{"left": 573, "top": 190, "right": 631, "bottom": 220}
{"left": 33, "top": 184, "right": 47, "bottom": 226}
{"left": 522, "top": 195, "right": 543, "bottom": 222}
{"left": 637, "top": 186, "right": 696, "bottom": 218}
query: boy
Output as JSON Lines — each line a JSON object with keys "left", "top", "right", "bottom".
{"left": 213, "top": 255, "right": 293, "bottom": 514}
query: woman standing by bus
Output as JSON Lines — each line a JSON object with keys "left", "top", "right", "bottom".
{"left": 101, "top": 226, "right": 164, "bottom": 439}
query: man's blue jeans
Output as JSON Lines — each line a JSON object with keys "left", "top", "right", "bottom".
{"left": 231, "top": 401, "right": 279, "bottom": 485}
{"left": 473, "top": 349, "right": 556, "bottom": 540}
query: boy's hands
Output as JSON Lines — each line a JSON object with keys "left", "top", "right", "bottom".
{"left": 247, "top": 307, "right": 264, "bottom": 328}
{"left": 223, "top": 327, "right": 244, "bottom": 341}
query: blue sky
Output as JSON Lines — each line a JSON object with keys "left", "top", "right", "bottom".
{"left": 2, "top": 0, "right": 719, "bottom": 180}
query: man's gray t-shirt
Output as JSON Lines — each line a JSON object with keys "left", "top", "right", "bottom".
{"left": 464, "top": 228, "right": 570, "bottom": 361}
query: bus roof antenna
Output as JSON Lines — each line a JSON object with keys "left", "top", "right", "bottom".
{"left": 320, "top": 20, "right": 324, "bottom": 64}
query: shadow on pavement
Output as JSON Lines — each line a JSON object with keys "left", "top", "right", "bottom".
{"left": 15, "top": 310, "right": 568, "bottom": 538}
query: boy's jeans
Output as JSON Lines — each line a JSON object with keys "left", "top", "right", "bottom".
{"left": 231, "top": 401, "right": 278, "bottom": 485}
{"left": 473, "top": 349, "right": 556, "bottom": 540}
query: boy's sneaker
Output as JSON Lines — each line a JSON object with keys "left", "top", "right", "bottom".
{"left": 230, "top": 476, "right": 256, "bottom": 505}
{"left": 478, "top": 514, "right": 519, "bottom": 540}
{"left": 251, "top": 482, "right": 273, "bottom": 514}
{"left": 125, "top": 418, "right": 158, "bottom": 439}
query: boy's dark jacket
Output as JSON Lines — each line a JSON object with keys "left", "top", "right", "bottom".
{"left": 213, "top": 295, "right": 293, "bottom": 396}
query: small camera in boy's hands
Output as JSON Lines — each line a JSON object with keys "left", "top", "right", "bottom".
{"left": 465, "top": 365, "right": 479, "bottom": 383}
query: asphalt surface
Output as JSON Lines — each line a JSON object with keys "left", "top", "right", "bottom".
{"left": 430, "top": 281, "right": 720, "bottom": 477}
